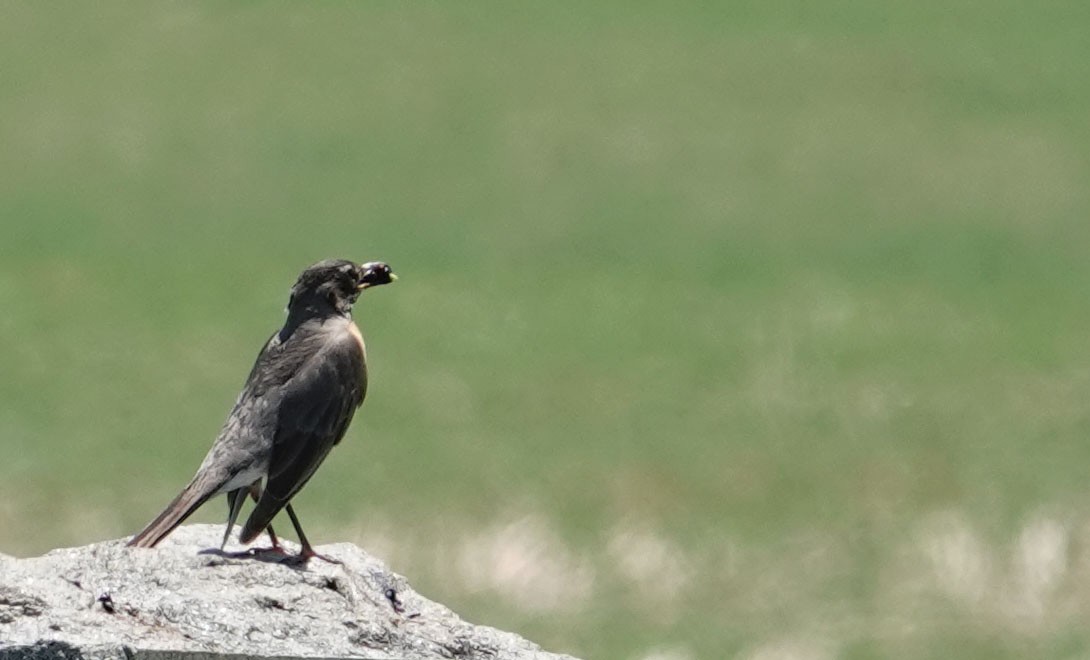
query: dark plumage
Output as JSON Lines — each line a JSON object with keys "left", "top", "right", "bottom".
{"left": 127, "top": 259, "right": 396, "bottom": 561}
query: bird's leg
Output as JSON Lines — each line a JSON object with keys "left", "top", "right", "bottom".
{"left": 220, "top": 483, "right": 289, "bottom": 559}
{"left": 284, "top": 503, "right": 341, "bottom": 565}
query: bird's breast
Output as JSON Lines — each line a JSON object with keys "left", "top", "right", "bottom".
{"left": 347, "top": 321, "right": 367, "bottom": 361}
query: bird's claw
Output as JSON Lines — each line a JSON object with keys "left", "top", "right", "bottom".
{"left": 238, "top": 546, "right": 294, "bottom": 561}
{"left": 287, "top": 547, "right": 342, "bottom": 566}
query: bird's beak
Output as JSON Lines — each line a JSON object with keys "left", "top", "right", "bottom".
{"left": 357, "top": 262, "right": 397, "bottom": 290}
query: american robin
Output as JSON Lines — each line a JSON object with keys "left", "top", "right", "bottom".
{"left": 127, "top": 259, "right": 396, "bottom": 562}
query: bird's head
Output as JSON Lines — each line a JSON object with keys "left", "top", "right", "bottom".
{"left": 288, "top": 259, "right": 397, "bottom": 316}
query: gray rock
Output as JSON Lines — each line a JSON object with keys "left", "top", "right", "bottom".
{"left": 0, "top": 525, "right": 580, "bottom": 660}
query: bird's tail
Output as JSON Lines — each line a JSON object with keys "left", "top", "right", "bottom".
{"left": 127, "top": 475, "right": 219, "bottom": 548}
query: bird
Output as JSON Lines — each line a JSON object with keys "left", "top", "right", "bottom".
{"left": 127, "top": 259, "right": 396, "bottom": 562}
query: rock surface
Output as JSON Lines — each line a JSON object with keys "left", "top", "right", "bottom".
{"left": 0, "top": 525, "right": 580, "bottom": 660}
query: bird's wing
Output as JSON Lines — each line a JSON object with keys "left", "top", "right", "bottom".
{"left": 238, "top": 328, "right": 366, "bottom": 542}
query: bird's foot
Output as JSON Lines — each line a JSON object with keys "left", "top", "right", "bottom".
{"left": 285, "top": 545, "right": 342, "bottom": 566}
{"left": 213, "top": 546, "right": 293, "bottom": 562}
{"left": 247, "top": 545, "right": 294, "bottom": 561}
{"left": 199, "top": 546, "right": 283, "bottom": 561}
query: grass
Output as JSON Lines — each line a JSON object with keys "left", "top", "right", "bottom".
{"left": 2, "top": 2, "right": 1090, "bottom": 658}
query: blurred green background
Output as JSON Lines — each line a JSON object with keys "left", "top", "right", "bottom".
{"left": 2, "top": 3, "right": 1089, "bottom": 659}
